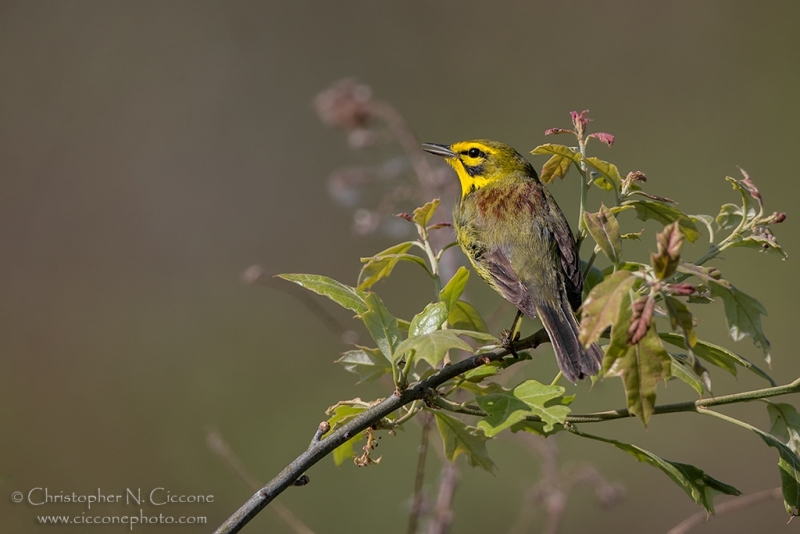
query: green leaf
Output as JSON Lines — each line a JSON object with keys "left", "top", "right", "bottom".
{"left": 692, "top": 214, "right": 715, "bottom": 243}
{"left": 725, "top": 175, "right": 759, "bottom": 221}
{"left": 768, "top": 403, "right": 800, "bottom": 456}
{"left": 663, "top": 296, "right": 697, "bottom": 348}
{"left": 621, "top": 230, "right": 643, "bottom": 240}
{"left": 579, "top": 270, "right": 636, "bottom": 347}
{"left": 439, "top": 266, "right": 470, "bottom": 311}
{"left": 727, "top": 234, "right": 789, "bottom": 259}
{"left": 413, "top": 199, "right": 441, "bottom": 227}
{"left": 584, "top": 204, "right": 623, "bottom": 266}
{"left": 712, "top": 411, "right": 800, "bottom": 516}
{"left": 606, "top": 261, "right": 649, "bottom": 274}
{"left": 463, "top": 364, "right": 500, "bottom": 383}
{"left": 333, "top": 434, "right": 363, "bottom": 466}
{"left": 409, "top": 301, "right": 449, "bottom": 337}
{"left": 393, "top": 329, "right": 495, "bottom": 367}
{"left": 571, "top": 429, "right": 741, "bottom": 513}
{"left": 358, "top": 242, "right": 417, "bottom": 290}
{"left": 669, "top": 354, "right": 704, "bottom": 395}
{"left": 605, "top": 325, "right": 671, "bottom": 425}
{"left": 583, "top": 157, "right": 622, "bottom": 192}
{"left": 676, "top": 262, "right": 724, "bottom": 285}
{"left": 660, "top": 333, "right": 775, "bottom": 385}
{"left": 277, "top": 273, "right": 368, "bottom": 314}
{"left": 359, "top": 293, "right": 402, "bottom": 360}
{"left": 336, "top": 346, "right": 391, "bottom": 383}
{"left": 756, "top": 431, "right": 800, "bottom": 515}
{"left": 623, "top": 199, "right": 701, "bottom": 243}
{"left": 530, "top": 143, "right": 582, "bottom": 162}
{"left": 716, "top": 203, "right": 743, "bottom": 231}
{"left": 433, "top": 412, "right": 496, "bottom": 474}
{"left": 476, "top": 380, "right": 570, "bottom": 436}
{"left": 581, "top": 262, "right": 605, "bottom": 298}
{"left": 539, "top": 153, "right": 573, "bottom": 184}
{"left": 708, "top": 280, "right": 771, "bottom": 364}
{"left": 449, "top": 300, "right": 490, "bottom": 333}
{"left": 326, "top": 401, "right": 368, "bottom": 465}
{"left": 326, "top": 400, "right": 369, "bottom": 429}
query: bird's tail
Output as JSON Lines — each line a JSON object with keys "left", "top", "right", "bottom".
{"left": 536, "top": 298, "right": 603, "bottom": 383}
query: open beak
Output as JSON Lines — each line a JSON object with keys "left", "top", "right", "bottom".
{"left": 421, "top": 143, "right": 456, "bottom": 158}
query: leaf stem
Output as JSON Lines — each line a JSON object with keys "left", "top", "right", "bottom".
{"left": 577, "top": 138, "right": 590, "bottom": 240}
{"left": 406, "top": 414, "right": 432, "bottom": 534}
{"left": 582, "top": 250, "right": 598, "bottom": 277}
{"left": 693, "top": 407, "right": 756, "bottom": 432}
{"left": 418, "top": 225, "right": 443, "bottom": 296}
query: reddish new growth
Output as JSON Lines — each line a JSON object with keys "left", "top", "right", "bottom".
{"left": 628, "top": 296, "right": 655, "bottom": 344}
{"left": 588, "top": 132, "right": 615, "bottom": 147}
{"left": 571, "top": 109, "right": 592, "bottom": 136}
{"left": 545, "top": 128, "right": 573, "bottom": 136}
{"left": 666, "top": 283, "right": 697, "bottom": 296}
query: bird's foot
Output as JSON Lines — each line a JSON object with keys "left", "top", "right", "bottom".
{"left": 500, "top": 329, "right": 521, "bottom": 358}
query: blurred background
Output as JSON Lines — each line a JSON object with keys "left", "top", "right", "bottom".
{"left": 2, "top": 1, "right": 799, "bottom": 533}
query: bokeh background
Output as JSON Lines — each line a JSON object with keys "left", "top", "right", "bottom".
{"left": 2, "top": 2, "right": 799, "bottom": 533}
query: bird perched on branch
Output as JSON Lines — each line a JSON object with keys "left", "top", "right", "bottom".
{"left": 422, "top": 139, "right": 603, "bottom": 382}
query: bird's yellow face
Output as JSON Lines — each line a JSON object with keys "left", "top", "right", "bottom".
{"left": 421, "top": 139, "right": 536, "bottom": 198}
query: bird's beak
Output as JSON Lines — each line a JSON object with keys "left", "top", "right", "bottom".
{"left": 421, "top": 143, "right": 456, "bottom": 158}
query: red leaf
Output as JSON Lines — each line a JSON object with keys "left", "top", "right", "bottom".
{"left": 588, "top": 132, "right": 615, "bottom": 147}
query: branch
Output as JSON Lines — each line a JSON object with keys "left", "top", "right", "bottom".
{"left": 426, "top": 460, "right": 459, "bottom": 534}
{"left": 214, "top": 323, "right": 800, "bottom": 534}
{"left": 432, "top": 377, "right": 800, "bottom": 425}
{"left": 667, "top": 487, "right": 783, "bottom": 534}
{"left": 406, "top": 414, "right": 432, "bottom": 534}
{"left": 206, "top": 428, "right": 315, "bottom": 534}
{"left": 213, "top": 329, "right": 551, "bottom": 534}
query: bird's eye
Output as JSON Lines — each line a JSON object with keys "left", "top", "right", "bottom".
{"left": 468, "top": 147, "right": 482, "bottom": 158}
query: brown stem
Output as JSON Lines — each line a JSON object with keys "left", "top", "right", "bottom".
{"left": 426, "top": 461, "right": 460, "bottom": 534}
{"left": 206, "top": 428, "right": 315, "bottom": 534}
{"left": 407, "top": 414, "right": 433, "bottom": 534}
{"left": 667, "top": 487, "right": 783, "bottom": 534}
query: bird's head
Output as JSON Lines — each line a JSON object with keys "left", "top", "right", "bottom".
{"left": 421, "top": 139, "right": 537, "bottom": 197}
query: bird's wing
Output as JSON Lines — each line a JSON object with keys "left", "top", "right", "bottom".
{"left": 483, "top": 245, "right": 535, "bottom": 317}
{"left": 543, "top": 189, "right": 583, "bottom": 311}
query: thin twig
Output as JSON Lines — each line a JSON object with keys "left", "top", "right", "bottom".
{"left": 206, "top": 428, "right": 315, "bottom": 534}
{"left": 667, "top": 487, "right": 783, "bottom": 534}
{"left": 426, "top": 461, "right": 460, "bottom": 534}
{"left": 407, "top": 413, "right": 433, "bottom": 534}
{"left": 431, "top": 376, "right": 800, "bottom": 425}
{"left": 244, "top": 267, "right": 357, "bottom": 342}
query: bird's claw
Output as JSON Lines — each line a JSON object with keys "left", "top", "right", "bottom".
{"left": 500, "top": 329, "right": 521, "bottom": 358}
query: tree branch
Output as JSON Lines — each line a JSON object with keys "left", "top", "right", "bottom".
{"left": 212, "top": 329, "right": 550, "bottom": 534}
{"left": 432, "top": 376, "right": 800, "bottom": 424}
{"left": 406, "top": 413, "right": 432, "bottom": 534}
{"left": 667, "top": 487, "right": 783, "bottom": 534}
{"left": 213, "top": 326, "right": 800, "bottom": 534}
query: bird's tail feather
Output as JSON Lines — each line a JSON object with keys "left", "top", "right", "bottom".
{"left": 536, "top": 299, "right": 603, "bottom": 383}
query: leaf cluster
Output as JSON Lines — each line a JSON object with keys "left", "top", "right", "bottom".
{"left": 277, "top": 111, "right": 796, "bottom": 517}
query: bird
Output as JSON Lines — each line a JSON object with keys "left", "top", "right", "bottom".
{"left": 421, "top": 139, "right": 603, "bottom": 382}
